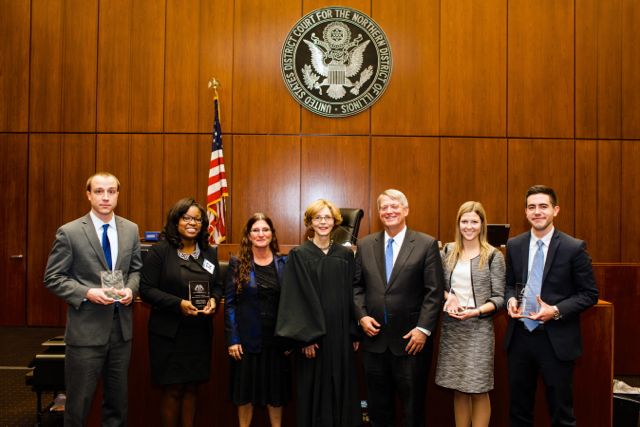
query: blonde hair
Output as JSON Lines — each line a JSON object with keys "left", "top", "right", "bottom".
{"left": 86, "top": 172, "right": 120, "bottom": 191}
{"left": 303, "top": 199, "right": 342, "bottom": 236}
{"left": 445, "top": 201, "right": 494, "bottom": 270}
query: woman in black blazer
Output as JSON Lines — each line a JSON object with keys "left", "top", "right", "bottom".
{"left": 140, "top": 198, "right": 223, "bottom": 427}
{"left": 225, "top": 213, "right": 289, "bottom": 427}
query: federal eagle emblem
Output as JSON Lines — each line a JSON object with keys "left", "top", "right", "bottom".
{"left": 281, "top": 7, "right": 392, "bottom": 118}
{"left": 301, "top": 22, "right": 374, "bottom": 100}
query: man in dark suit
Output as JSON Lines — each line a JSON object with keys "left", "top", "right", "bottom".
{"left": 354, "top": 189, "right": 444, "bottom": 427}
{"left": 44, "top": 172, "right": 142, "bottom": 427}
{"left": 504, "top": 185, "right": 598, "bottom": 427}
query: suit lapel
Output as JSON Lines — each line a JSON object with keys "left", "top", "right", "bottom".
{"left": 373, "top": 232, "right": 386, "bottom": 286}
{"left": 114, "top": 216, "right": 124, "bottom": 270}
{"left": 542, "top": 230, "right": 560, "bottom": 285}
{"left": 82, "top": 214, "right": 110, "bottom": 271}
{"left": 520, "top": 232, "right": 531, "bottom": 284}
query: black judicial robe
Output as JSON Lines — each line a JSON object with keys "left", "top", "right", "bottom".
{"left": 275, "top": 240, "right": 360, "bottom": 427}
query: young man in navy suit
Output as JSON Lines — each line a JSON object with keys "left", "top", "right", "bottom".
{"left": 504, "top": 185, "right": 598, "bottom": 427}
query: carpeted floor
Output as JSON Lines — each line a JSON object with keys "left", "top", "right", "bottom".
{"left": 0, "top": 326, "right": 64, "bottom": 427}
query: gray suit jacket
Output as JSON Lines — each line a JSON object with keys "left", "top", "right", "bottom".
{"left": 44, "top": 213, "right": 142, "bottom": 346}
{"left": 354, "top": 228, "right": 445, "bottom": 355}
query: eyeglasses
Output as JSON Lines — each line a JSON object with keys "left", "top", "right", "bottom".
{"left": 312, "top": 215, "right": 334, "bottom": 223}
{"left": 250, "top": 227, "right": 271, "bottom": 234}
{"left": 181, "top": 214, "right": 203, "bottom": 224}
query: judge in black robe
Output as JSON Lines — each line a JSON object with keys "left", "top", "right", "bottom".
{"left": 275, "top": 199, "right": 361, "bottom": 427}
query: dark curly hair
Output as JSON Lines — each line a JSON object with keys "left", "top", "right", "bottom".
{"left": 235, "top": 213, "right": 280, "bottom": 296}
{"left": 161, "top": 198, "right": 210, "bottom": 249}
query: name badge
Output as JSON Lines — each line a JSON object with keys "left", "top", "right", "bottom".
{"left": 203, "top": 259, "right": 215, "bottom": 274}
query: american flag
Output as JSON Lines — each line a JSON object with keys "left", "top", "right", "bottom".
{"left": 207, "top": 94, "right": 229, "bottom": 245}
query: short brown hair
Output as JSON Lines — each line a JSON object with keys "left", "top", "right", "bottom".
{"left": 86, "top": 172, "right": 120, "bottom": 192}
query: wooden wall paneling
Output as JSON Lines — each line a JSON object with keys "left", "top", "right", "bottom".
{"left": 439, "top": 138, "right": 508, "bottom": 244}
{"left": 621, "top": 140, "right": 640, "bottom": 261}
{"left": 30, "top": 0, "right": 64, "bottom": 132}
{"left": 129, "top": 134, "right": 165, "bottom": 234}
{"left": 371, "top": 0, "right": 439, "bottom": 136}
{"left": 300, "top": 136, "right": 370, "bottom": 239}
{"left": 197, "top": 0, "right": 234, "bottom": 133}
{"left": 594, "top": 264, "right": 640, "bottom": 374}
{"left": 575, "top": 140, "right": 621, "bottom": 262}
{"left": 440, "top": 0, "right": 507, "bottom": 137}
{"left": 97, "top": 0, "right": 165, "bottom": 132}
{"left": 61, "top": 0, "right": 98, "bottom": 132}
{"left": 508, "top": 0, "right": 574, "bottom": 138}
{"left": 506, "top": 139, "right": 575, "bottom": 237}
{"left": 622, "top": 0, "right": 640, "bottom": 138}
{"left": 0, "top": 0, "right": 30, "bottom": 132}
{"left": 575, "top": 0, "right": 622, "bottom": 139}
{"left": 232, "top": 0, "right": 301, "bottom": 134}
{"left": 231, "top": 135, "right": 301, "bottom": 245}
{"left": 300, "top": 1, "right": 371, "bottom": 135}
{"left": 97, "top": 0, "right": 132, "bottom": 132}
{"left": 162, "top": 135, "right": 202, "bottom": 215}
{"left": 370, "top": 137, "right": 439, "bottom": 238}
{"left": 30, "top": 0, "right": 98, "bottom": 132}
{"left": 0, "top": 135, "right": 28, "bottom": 325}
{"left": 164, "top": 0, "right": 200, "bottom": 132}
{"left": 27, "top": 134, "right": 96, "bottom": 326}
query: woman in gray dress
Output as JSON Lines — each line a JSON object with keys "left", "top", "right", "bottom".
{"left": 435, "top": 201, "right": 505, "bottom": 427}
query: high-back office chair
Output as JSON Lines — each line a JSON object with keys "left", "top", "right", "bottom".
{"left": 332, "top": 208, "right": 365, "bottom": 245}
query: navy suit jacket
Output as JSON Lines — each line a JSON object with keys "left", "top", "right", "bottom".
{"left": 503, "top": 229, "right": 598, "bottom": 361}
{"left": 224, "top": 255, "right": 286, "bottom": 353}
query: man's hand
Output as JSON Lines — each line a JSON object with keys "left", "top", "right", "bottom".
{"left": 180, "top": 300, "right": 198, "bottom": 317}
{"left": 302, "top": 343, "right": 319, "bottom": 359}
{"left": 116, "top": 288, "right": 133, "bottom": 305}
{"left": 359, "top": 316, "right": 381, "bottom": 337}
{"left": 507, "top": 297, "right": 522, "bottom": 318}
{"left": 228, "top": 344, "right": 243, "bottom": 361}
{"left": 527, "top": 296, "right": 556, "bottom": 322}
{"left": 403, "top": 328, "right": 427, "bottom": 355}
{"left": 86, "top": 288, "right": 115, "bottom": 305}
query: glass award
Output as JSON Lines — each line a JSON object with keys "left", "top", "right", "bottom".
{"left": 101, "top": 270, "right": 125, "bottom": 300}
{"left": 515, "top": 282, "right": 539, "bottom": 319}
{"left": 188, "top": 281, "right": 210, "bottom": 311}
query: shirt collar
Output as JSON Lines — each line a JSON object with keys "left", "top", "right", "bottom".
{"left": 530, "top": 226, "right": 554, "bottom": 247}
{"left": 385, "top": 226, "right": 407, "bottom": 247}
{"left": 89, "top": 210, "right": 116, "bottom": 230}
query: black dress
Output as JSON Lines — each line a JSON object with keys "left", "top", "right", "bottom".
{"left": 140, "top": 241, "right": 222, "bottom": 385}
{"left": 275, "top": 241, "right": 360, "bottom": 427}
{"left": 229, "top": 261, "right": 291, "bottom": 406}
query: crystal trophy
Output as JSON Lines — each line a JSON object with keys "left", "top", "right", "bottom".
{"left": 101, "top": 270, "right": 125, "bottom": 300}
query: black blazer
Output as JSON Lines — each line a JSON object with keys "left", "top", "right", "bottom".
{"left": 503, "top": 229, "right": 598, "bottom": 361}
{"left": 354, "top": 229, "right": 445, "bottom": 355}
{"left": 139, "top": 240, "right": 223, "bottom": 339}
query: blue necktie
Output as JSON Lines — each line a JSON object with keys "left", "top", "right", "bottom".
{"left": 524, "top": 240, "right": 544, "bottom": 331}
{"left": 385, "top": 238, "right": 394, "bottom": 284}
{"left": 102, "top": 224, "right": 112, "bottom": 271}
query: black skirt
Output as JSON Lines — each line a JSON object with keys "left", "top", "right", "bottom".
{"left": 229, "top": 341, "right": 291, "bottom": 406}
{"left": 149, "top": 318, "right": 211, "bottom": 385}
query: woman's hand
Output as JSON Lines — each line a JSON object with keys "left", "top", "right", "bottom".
{"left": 180, "top": 300, "right": 198, "bottom": 316}
{"left": 302, "top": 343, "right": 319, "bottom": 359}
{"left": 443, "top": 293, "right": 462, "bottom": 315}
{"left": 228, "top": 344, "right": 243, "bottom": 361}
{"left": 202, "top": 298, "right": 216, "bottom": 315}
{"left": 448, "top": 307, "right": 481, "bottom": 321}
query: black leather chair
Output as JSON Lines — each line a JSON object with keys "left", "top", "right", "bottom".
{"left": 332, "top": 208, "right": 364, "bottom": 245}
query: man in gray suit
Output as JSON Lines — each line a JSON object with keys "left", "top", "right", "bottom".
{"left": 44, "top": 172, "right": 142, "bottom": 427}
{"left": 354, "top": 189, "right": 444, "bottom": 427}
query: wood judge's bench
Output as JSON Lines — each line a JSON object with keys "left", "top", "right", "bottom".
{"left": 84, "top": 244, "right": 614, "bottom": 427}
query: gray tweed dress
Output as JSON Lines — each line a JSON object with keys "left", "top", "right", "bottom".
{"left": 435, "top": 244, "right": 505, "bottom": 393}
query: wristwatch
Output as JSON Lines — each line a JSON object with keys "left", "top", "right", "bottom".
{"left": 552, "top": 305, "right": 561, "bottom": 320}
